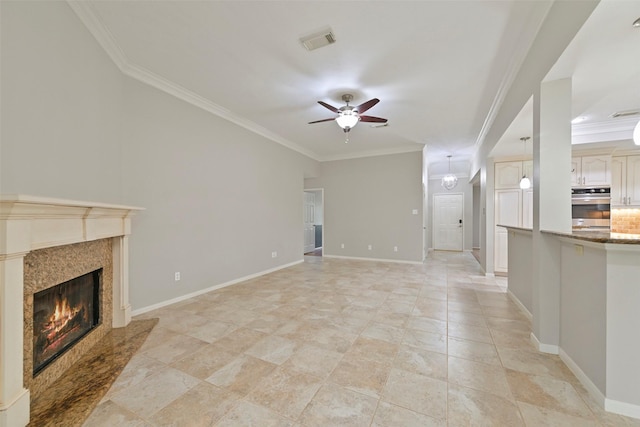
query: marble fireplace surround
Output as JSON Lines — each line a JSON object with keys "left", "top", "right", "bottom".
{"left": 0, "top": 195, "right": 142, "bottom": 427}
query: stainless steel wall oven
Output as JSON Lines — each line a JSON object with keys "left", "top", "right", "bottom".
{"left": 571, "top": 187, "right": 610, "bottom": 230}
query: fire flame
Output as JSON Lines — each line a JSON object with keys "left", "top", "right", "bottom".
{"left": 44, "top": 297, "right": 81, "bottom": 336}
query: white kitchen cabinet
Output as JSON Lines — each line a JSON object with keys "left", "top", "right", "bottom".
{"left": 572, "top": 155, "right": 612, "bottom": 187}
{"left": 612, "top": 155, "right": 640, "bottom": 206}
{"left": 495, "top": 162, "right": 522, "bottom": 189}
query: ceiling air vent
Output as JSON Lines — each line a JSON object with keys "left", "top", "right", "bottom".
{"left": 610, "top": 109, "right": 640, "bottom": 118}
{"left": 300, "top": 27, "right": 336, "bottom": 51}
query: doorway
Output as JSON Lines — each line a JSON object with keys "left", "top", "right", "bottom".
{"left": 433, "top": 193, "right": 464, "bottom": 251}
{"left": 303, "top": 189, "right": 323, "bottom": 256}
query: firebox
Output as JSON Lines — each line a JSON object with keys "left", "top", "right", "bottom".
{"left": 32, "top": 268, "right": 101, "bottom": 375}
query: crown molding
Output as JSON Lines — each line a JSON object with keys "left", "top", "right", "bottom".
{"left": 67, "top": 1, "right": 321, "bottom": 162}
{"left": 572, "top": 117, "right": 637, "bottom": 145}
{"left": 318, "top": 145, "right": 424, "bottom": 162}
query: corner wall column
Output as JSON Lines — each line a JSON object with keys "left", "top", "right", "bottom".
{"left": 531, "top": 78, "right": 573, "bottom": 353}
{"left": 112, "top": 219, "right": 133, "bottom": 328}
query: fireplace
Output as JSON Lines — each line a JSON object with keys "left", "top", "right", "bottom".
{"left": 32, "top": 269, "right": 101, "bottom": 375}
{"left": 0, "top": 195, "right": 142, "bottom": 427}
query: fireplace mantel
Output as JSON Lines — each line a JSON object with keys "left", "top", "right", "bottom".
{"left": 0, "top": 195, "right": 143, "bottom": 427}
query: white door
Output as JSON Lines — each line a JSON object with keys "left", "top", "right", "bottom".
{"left": 303, "top": 192, "right": 315, "bottom": 253}
{"left": 581, "top": 155, "right": 611, "bottom": 186}
{"left": 611, "top": 157, "right": 626, "bottom": 206}
{"left": 627, "top": 155, "right": 640, "bottom": 206}
{"left": 433, "top": 194, "right": 463, "bottom": 251}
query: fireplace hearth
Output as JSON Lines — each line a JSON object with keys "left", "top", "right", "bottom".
{"left": 33, "top": 269, "right": 101, "bottom": 375}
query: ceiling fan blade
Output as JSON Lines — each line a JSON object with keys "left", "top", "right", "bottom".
{"left": 355, "top": 98, "right": 380, "bottom": 114}
{"left": 359, "top": 115, "right": 388, "bottom": 123}
{"left": 317, "top": 101, "right": 340, "bottom": 113}
{"left": 308, "top": 118, "right": 336, "bottom": 124}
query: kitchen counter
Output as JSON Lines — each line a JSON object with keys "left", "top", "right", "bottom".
{"left": 542, "top": 230, "right": 640, "bottom": 244}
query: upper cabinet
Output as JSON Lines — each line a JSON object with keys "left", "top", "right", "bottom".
{"left": 495, "top": 161, "right": 523, "bottom": 189}
{"left": 612, "top": 155, "right": 640, "bottom": 207}
{"left": 571, "top": 155, "right": 611, "bottom": 187}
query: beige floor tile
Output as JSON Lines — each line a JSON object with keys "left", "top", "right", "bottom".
{"left": 298, "top": 382, "right": 378, "bottom": 427}
{"left": 110, "top": 367, "right": 200, "bottom": 419}
{"left": 371, "top": 401, "right": 445, "bottom": 427}
{"left": 246, "top": 367, "right": 323, "bottom": 419}
{"left": 245, "top": 334, "right": 297, "bottom": 365}
{"left": 305, "top": 326, "right": 358, "bottom": 353}
{"left": 402, "top": 329, "right": 447, "bottom": 354}
{"left": 149, "top": 382, "right": 241, "bottom": 426}
{"left": 170, "top": 343, "right": 238, "bottom": 379}
{"left": 393, "top": 345, "right": 447, "bottom": 381}
{"left": 497, "top": 347, "right": 575, "bottom": 381}
{"left": 506, "top": 369, "right": 593, "bottom": 418}
{"left": 491, "top": 328, "right": 536, "bottom": 350}
{"left": 406, "top": 316, "right": 447, "bottom": 334}
{"left": 102, "top": 354, "right": 166, "bottom": 402}
{"left": 517, "top": 401, "right": 600, "bottom": 426}
{"left": 448, "top": 310, "right": 487, "bottom": 327}
{"left": 184, "top": 319, "right": 237, "bottom": 343}
{"left": 382, "top": 368, "right": 447, "bottom": 419}
{"left": 448, "top": 356, "right": 513, "bottom": 400}
{"left": 346, "top": 336, "right": 399, "bottom": 364}
{"left": 447, "top": 384, "right": 524, "bottom": 426}
{"left": 136, "top": 326, "right": 180, "bottom": 353}
{"left": 329, "top": 353, "right": 392, "bottom": 398}
{"left": 280, "top": 343, "right": 343, "bottom": 378}
{"left": 486, "top": 316, "right": 531, "bottom": 334}
{"left": 448, "top": 336, "right": 501, "bottom": 366}
{"left": 447, "top": 321, "right": 493, "bottom": 344}
{"left": 360, "top": 321, "right": 406, "bottom": 344}
{"left": 371, "top": 310, "right": 410, "bottom": 328}
{"left": 82, "top": 400, "right": 149, "bottom": 427}
{"left": 215, "top": 401, "right": 294, "bottom": 427}
{"left": 211, "top": 327, "right": 268, "bottom": 353}
{"left": 206, "top": 354, "right": 277, "bottom": 396}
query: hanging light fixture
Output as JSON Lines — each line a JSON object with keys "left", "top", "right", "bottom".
{"left": 633, "top": 119, "right": 640, "bottom": 146}
{"left": 519, "top": 136, "right": 531, "bottom": 189}
{"left": 441, "top": 155, "right": 458, "bottom": 190}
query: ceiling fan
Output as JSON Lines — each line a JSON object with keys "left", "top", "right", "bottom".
{"left": 308, "top": 94, "right": 388, "bottom": 136}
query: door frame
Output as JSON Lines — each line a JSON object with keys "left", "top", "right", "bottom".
{"left": 432, "top": 192, "right": 464, "bottom": 251}
{"left": 303, "top": 188, "right": 324, "bottom": 256}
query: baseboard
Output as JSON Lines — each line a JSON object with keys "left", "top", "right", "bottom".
{"left": 530, "top": 332, "right": 559, "bottom": 354}
{"left": 132, "top": 259, "right": 304, "bottom": 316}
{"left": 507, "top": 290, "right": 532, "bottom": 321}
{"left": 605, "top": 398, "right": 640, "bottom": 419}
{"left": 559, "top": 348, "right": 605, "bottom": 407}
{"left": 323, "top": 254, "right": 423, "bottom": 265}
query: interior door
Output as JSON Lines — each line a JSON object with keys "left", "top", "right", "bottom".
{"left": 433, "top": 194, "right": 463, "bottom": 251}
{"left": 303, "top": 192, "right": 315, "bottom": 253}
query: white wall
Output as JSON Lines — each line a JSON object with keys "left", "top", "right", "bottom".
{"left": 1, "top": 1, "right": 123, "bottom": 201}
{"left": 305, "top": 152, "right": 423, "bottom": 263}
{"left": 1, "top": 1, "right": 320, "bottom": 310}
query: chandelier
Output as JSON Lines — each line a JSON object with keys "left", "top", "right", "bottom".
{"left": 441, "top": 155, "right": 458, "bottom": 190}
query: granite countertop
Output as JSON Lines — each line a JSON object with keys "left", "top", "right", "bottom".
{"left": 541, "top": 230, "right": 640, "bottom": 244}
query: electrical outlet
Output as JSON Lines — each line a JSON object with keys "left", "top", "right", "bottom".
{"left": 368, "top": 244, "right": 372, "bottom": 250}
{"left": 394, "top": 246, "right": 398, "bottom": 252}
{"left": 341, "top": 243, "right": 344, "bottom": 249}
{"left": 271, "top": 251, "right": 277, "bottom": 258}
{"left": 174, "top": 272, "right": 181, "bottom": 281}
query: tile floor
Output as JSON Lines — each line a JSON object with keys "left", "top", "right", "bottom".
{"left": 84, "top": 252, "right": 640, "bottom": 426}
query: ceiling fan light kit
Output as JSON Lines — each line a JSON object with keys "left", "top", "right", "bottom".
{"left": 308, "top": 93, "right": 388, "bottom": 142}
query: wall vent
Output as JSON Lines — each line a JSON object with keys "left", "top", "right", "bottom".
{"left": 300, "top": 27, "right": 336, "bottom": 51}
{"left": 610, "top": 109, "right": 640, "bottom": 118}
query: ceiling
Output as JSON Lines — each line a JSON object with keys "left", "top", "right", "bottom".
{"left": 71, "top": 0, "right": 553, "bottom": 165}
{"left": 491, "top": 0, "right": 640, "bottom": 159}
{"left": 70, "top": 1, "right": 640, "bottom": 169}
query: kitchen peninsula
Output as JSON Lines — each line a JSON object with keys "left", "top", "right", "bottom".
{"left": 503, "top": 226, "right": 640, "bottom": 419}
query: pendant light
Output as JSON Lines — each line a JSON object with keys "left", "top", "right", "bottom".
{"left": 441, "top": 155, "right": 458, "bottom": 190}
{"left": 633, "top": 119, "right": 640, "bottom": 146}
{"left": 519, "top": 137, "right": 531, "bottom": 189}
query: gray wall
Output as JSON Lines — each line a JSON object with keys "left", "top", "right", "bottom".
{"left": 427, "top": 178, "right": 473, "bottom": 251}
{"left": 305, "top": 152, "right": 424, "bottom": 263}
{"left": 1, "top": 1, "right": 319, "bottom": 310}
{"left": 1, "top": 1, "right": 123, "bottom": 202}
